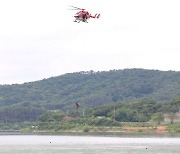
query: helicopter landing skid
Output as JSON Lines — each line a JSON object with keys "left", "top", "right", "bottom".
{"left": 73, "top": 19, "right": 88, "bottom": 23}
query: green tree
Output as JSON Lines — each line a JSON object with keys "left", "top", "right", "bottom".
{"left": 152, "top": 112, "right": 164, "bottom": 124}
{"left": 169, "top": 112, "right": 176, "bottom": 124}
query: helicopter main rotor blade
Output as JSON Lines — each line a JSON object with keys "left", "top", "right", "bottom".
{"left": 69, "top": 5, "right": 85, "bottom": 10}
{"left": 68, "top": 8, "right": 81, "bottom": 10}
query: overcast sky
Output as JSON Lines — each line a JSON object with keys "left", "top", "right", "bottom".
{"left": 0, "top": 0, "right": 180, "bottom": 84}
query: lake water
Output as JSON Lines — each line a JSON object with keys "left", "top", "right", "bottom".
{"left": 0, "top": 135, "right": 179, "bottom": 154}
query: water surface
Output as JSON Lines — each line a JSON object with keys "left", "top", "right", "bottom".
{"left": 0, "top": 135, "right": 179, "bottom": 154}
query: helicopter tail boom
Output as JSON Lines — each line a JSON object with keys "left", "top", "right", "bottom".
{"left": 90, "top": 14, "right": 100, "bottom": 19}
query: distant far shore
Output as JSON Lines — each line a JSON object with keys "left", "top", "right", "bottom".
{"left": 1, "top": 123, "right": 180, "bottom": 137}
{"left": 8, "top": 125, "right": 178, "bottom": 137}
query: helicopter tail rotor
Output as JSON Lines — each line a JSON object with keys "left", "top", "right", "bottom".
{"left": 97, "top": 14, "right": 100, "bottom": 18}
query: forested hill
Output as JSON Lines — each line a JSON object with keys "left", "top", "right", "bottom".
{"left": 0, "top": 69, "right": 180, "bottom": 111}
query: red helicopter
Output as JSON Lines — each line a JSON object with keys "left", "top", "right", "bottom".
{"left": 69, "top": 5, "right": 100, "bottom": 23}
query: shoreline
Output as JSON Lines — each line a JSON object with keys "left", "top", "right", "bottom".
{"left": 0, "top": 131, "right": 179, "bottom": 138}
{"left": 0, "top": 123, "right": 179, "bottom": 137}
{"left": 1, "top": 127, "right": 179, "bottom": 137}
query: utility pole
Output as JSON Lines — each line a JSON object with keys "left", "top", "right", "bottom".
{"left": 5, "top": 117, "right": 8, "bottom": 124}
{"left": 114, "top": 107, "right": 116, "bottom": 122}
{"left": 83, "top": 109, "right": 85, "bottom": 117}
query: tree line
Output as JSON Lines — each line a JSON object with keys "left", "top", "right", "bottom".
{"left": 0, "top": 69, "right": 180, "bottom": 124}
